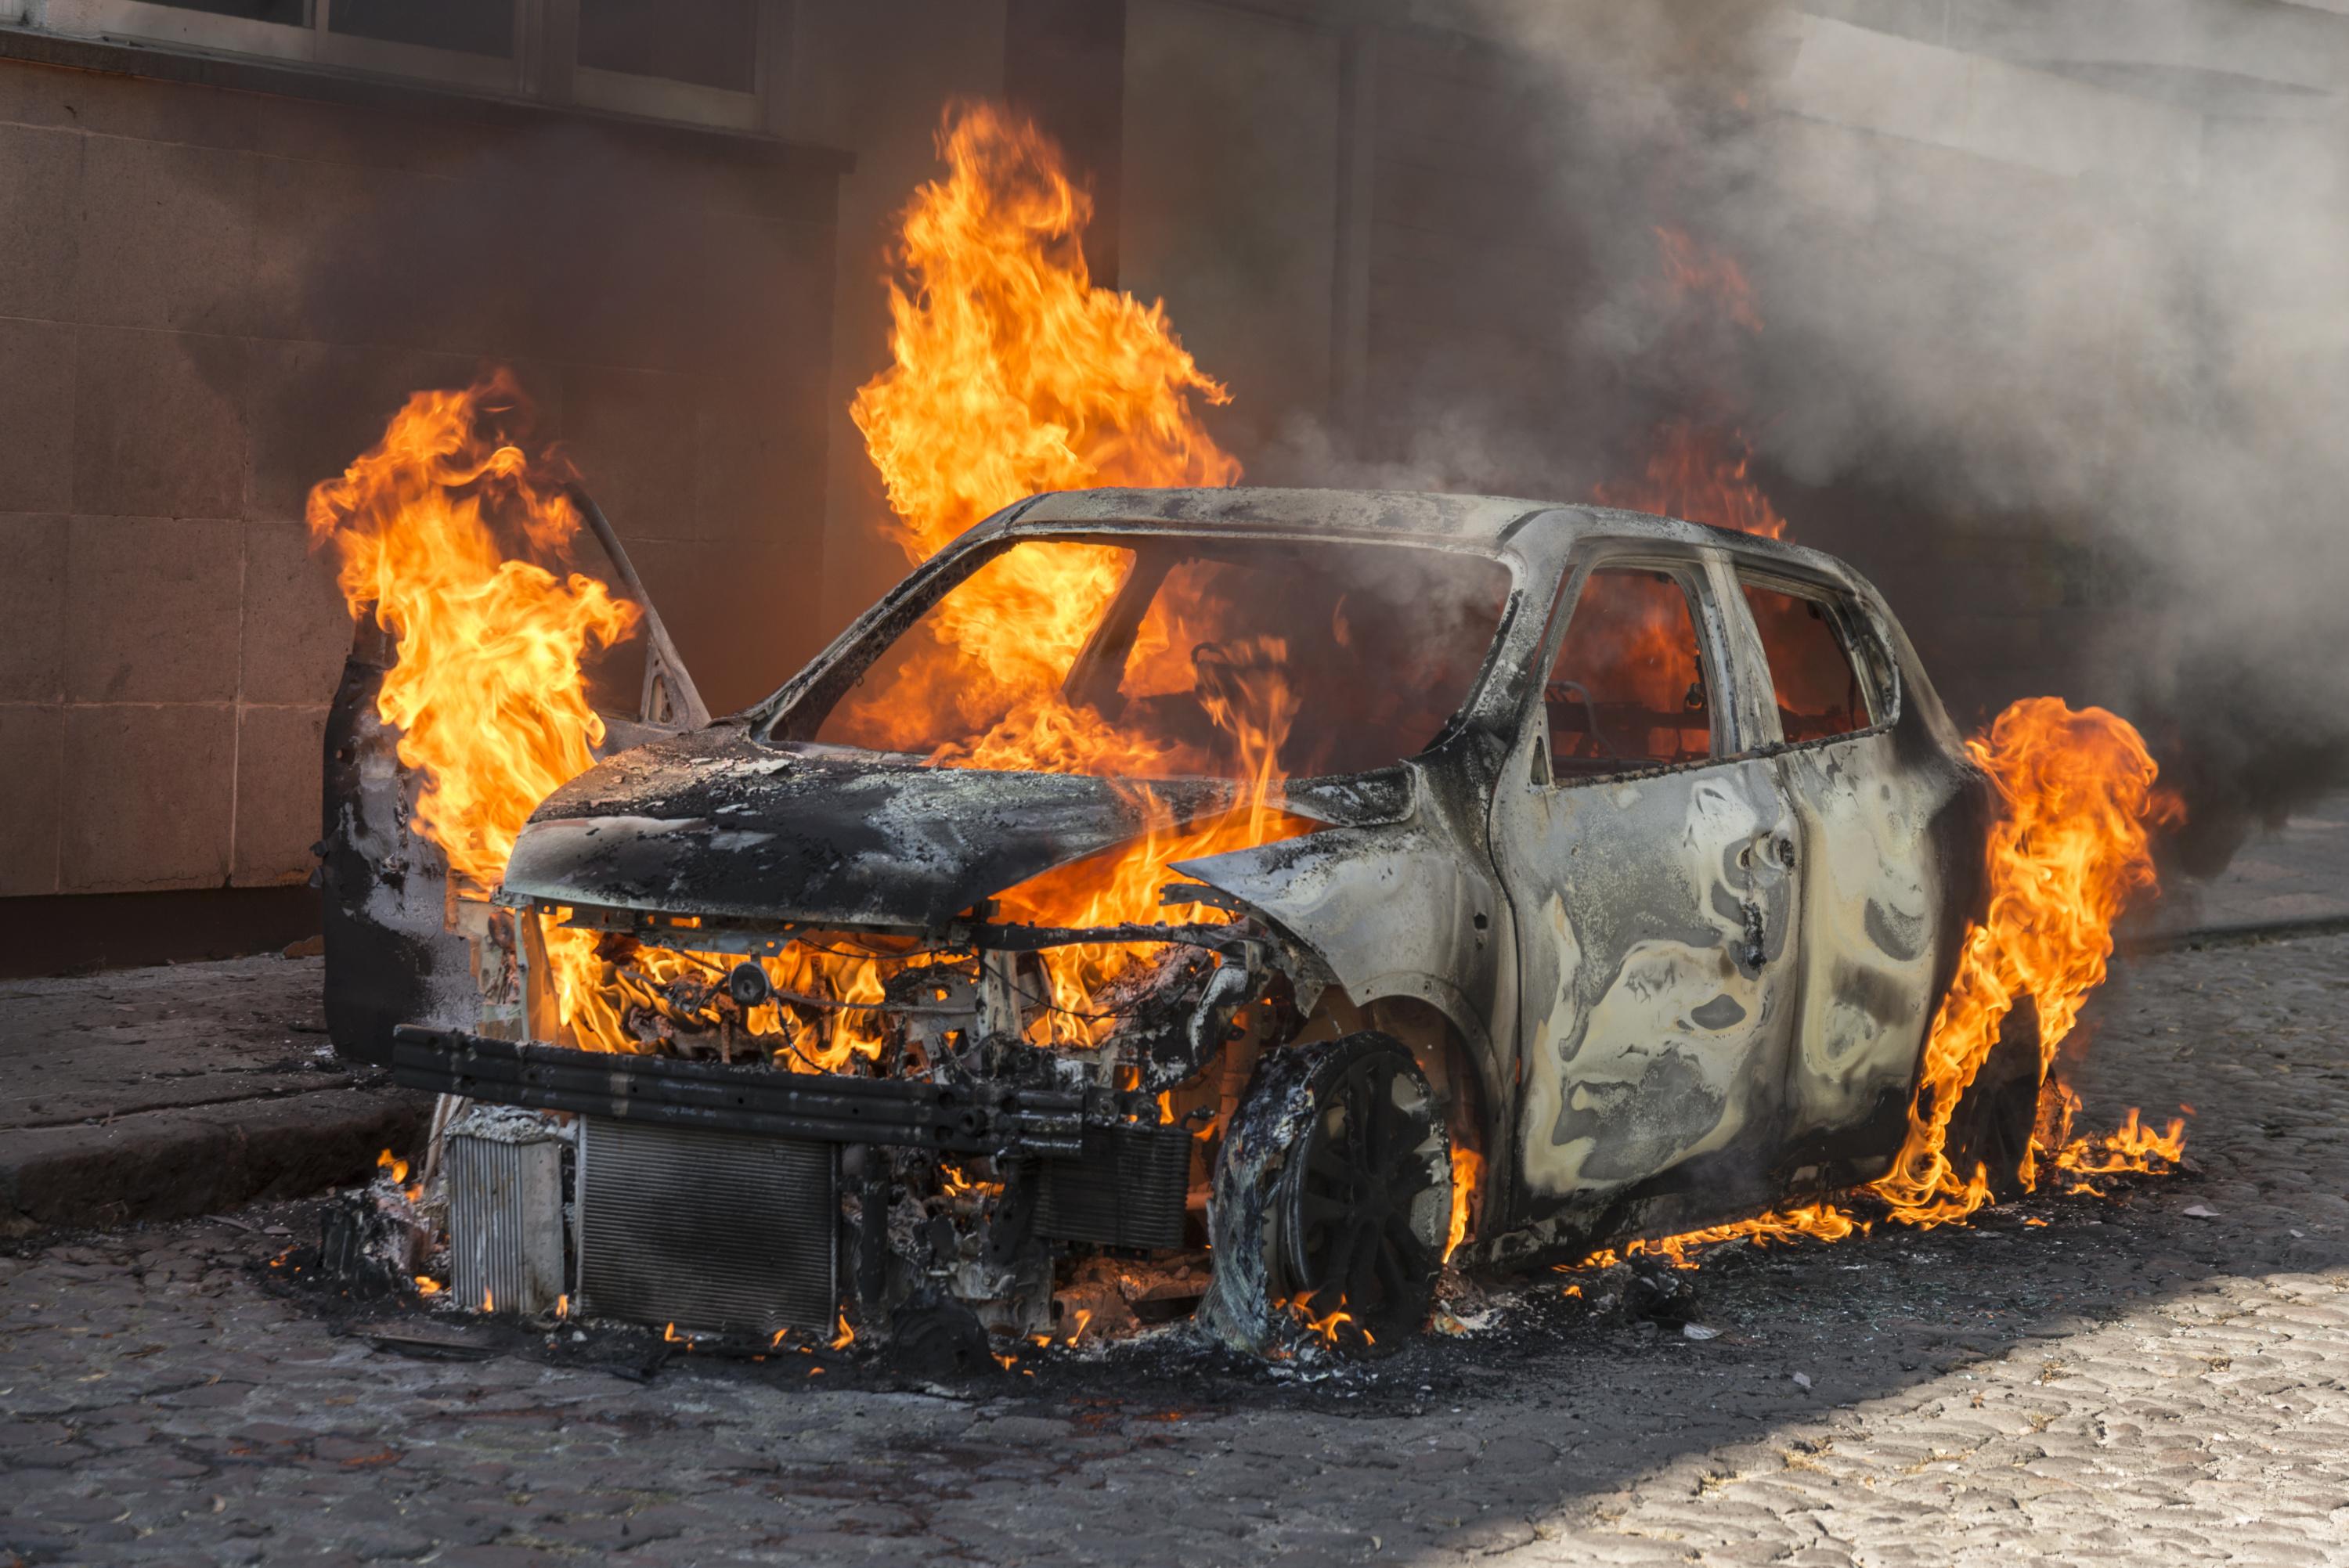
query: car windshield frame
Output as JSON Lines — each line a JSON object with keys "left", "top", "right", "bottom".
{"left": 752, "top": 524, "right": 1526, "bottom": 781}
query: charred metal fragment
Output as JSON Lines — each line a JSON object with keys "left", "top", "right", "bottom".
{"left": 849, "top": 1145, "right": 892, "bottom": 1315}
{"left": 886, "top": 1287, "right": 994, "bottom": 1378}
{"left": 442, "top": 1106, "right": 566, "bottom": 1316}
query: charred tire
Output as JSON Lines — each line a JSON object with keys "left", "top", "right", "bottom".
{"left": 1943, "top": 995, "right": 2042, "bottom": 1206}
{"left": 1196, "top": 1032, "right": 1450, "bottom": 1359}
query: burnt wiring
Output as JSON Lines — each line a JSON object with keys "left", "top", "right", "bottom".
{"left": 1009, "top": 976, "right": 1160, "bottom": 1026}
{"left": 788, "top": 937, "right": 966, "bottom": 964}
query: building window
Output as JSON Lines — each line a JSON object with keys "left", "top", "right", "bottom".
{"left": 578, "top": 0, "right": 758, "bottom": 92}
{"left": 14, "top": 0, "right": 776, "bottom": 132}
{"left": 327, "top": 0, "right": 514, "bottom": 59}
{"left": 146, "top": 0, "right": 308, "bottom": 22}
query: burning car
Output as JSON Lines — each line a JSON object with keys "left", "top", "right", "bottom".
{"left": 335, "top": 484, "right": 2016, "bottom": 1359}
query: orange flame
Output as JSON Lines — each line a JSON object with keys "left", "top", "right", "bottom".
{"left": 1445, "top": 1144, "right": 1482, "bottom": 1263}
{"left": 1872, "top": 698, "right": 2182, "bottom": 1223}
{"left": 2051, "top": 1095, "right": 2190, "bottom": 1184}
{"left": 1629, "top": 1202, "right": 1867, "bottom": 1271}
{"left": 1654, "top": 225, "right": 1763, "bottom": 333}
{"left": 839, "top": 103, "right": 1239, "bottom": 790}
{"left": 1594, "top": 229, "right": 1784, "bottom": 542}
{"left": 306, "top": 371, "right": 639, "bottom": 891}
{"left": 940, "top": 1164, "right": 1005, "bottom": 1202}
{"left": 852, "top": 102, "right": 1239, "bottom": 567}
{"left": 542, "top": 927, "right": 913, "bottom": 1066}
{"left": 1593, "top": 420, "right": 1788, "bottom": 542}
{"left": 376, "top": 1148, "right": 410, "bottom": 1184}
{"left": 308, "top": 372, "right": 644, "bottom": 1048}
{"left": 1585, "top": 232, "right": 1784, "bottom": 716}
{"left": 843, "top": 102, "right": 1290, "bottom": 1035}
{"left": 1286, "top": 1295, "right": 1362, "bottom": 1349}
{"left": 844, "top": 99, "right": 1261, "bottom": 856}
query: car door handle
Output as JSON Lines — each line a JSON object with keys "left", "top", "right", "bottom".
{"left": 1768, "top": 833, "right": 1796, "bottom": 870}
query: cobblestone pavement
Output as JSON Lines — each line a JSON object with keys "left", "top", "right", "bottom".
{"left": 3, "top": 930, "right": 2346, "bottom": 1566}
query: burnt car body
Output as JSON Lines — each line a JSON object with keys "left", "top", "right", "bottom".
{"left": 353, "top": 486, "right": 2000, "bottom": 1358}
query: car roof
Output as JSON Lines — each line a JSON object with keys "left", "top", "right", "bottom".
{"left": 1012, "top": 486, "right": 1866, "bottom": 582}
{"left": 1016, "top": 486, "right": 1553, "bottom": 540}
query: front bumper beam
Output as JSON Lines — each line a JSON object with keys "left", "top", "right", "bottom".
{"left": 391, "top": 1026, "right": 1101, "bottom": 1156}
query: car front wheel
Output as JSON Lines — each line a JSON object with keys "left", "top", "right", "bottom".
{"left": 1196, "top": 1031, "right": 1451, "bottom": 1359}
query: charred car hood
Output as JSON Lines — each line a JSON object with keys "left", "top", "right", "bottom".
{"left": 500, "top": 726, "right": 1412, "bottom": 931}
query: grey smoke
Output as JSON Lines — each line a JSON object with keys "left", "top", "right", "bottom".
{"left": 1283, "top": 0, "right": 2349, "bottom": 874}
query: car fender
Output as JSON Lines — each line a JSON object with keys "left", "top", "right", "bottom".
{"left": 1172, "top": 815, "right": 1511, "bottom": 1124}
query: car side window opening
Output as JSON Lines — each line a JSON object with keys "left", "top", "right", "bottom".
{"left": 1740, "top": 580, "right": 1875, "bottom": 744}
{"left": 1543, "top": 568, "right": 1715, "bottom": 777}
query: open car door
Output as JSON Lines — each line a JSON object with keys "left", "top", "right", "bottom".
{"left": 316, "top": 488, "right": 708, "bottom": 1065}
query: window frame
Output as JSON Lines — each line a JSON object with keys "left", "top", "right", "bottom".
{"left": 1727, "top": 565, "right": 1901, "bottom": 752}
{"left": 1527, "top": 544, "right": 1734, "bottom": 788}
{"left": 571, "top": 63, "right": 761, "bottom": 132}
{"left": 18, "top": 0, "right": 780, "bottom": 132}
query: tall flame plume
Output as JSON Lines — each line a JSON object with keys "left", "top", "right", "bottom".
{"left": 844, "top": 101, "right": 1250, "bottom": 786}
{"left": 305, "top": 371, "right": 639, "bottom": 891}
{"left": 1873, "top": 698, "right": 2183, "bottom": 1223}
{"left": 846, "top": 101, "right": 1285, "bottom": 1036}
{"left": 853, "top": 102, "right": 1240, "bottom": 564}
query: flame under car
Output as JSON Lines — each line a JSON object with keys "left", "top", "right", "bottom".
{"left": 355, "top": 486, "right": 2004, "bottom": 1359}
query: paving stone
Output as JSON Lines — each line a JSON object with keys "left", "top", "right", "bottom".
{"left": 21, "top": 1494, "right": 131, "bottom": 1525}
{"left": 1, "top": 1443, "right": 92, "bottom": 1469}
{"left": 417, "top": 1548, "right": 566, "bottom": 1568}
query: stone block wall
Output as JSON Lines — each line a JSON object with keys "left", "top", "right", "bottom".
{"left": 0, "top": 46, "right": 841, "bottom": 912}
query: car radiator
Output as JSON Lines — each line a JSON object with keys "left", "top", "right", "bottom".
{"left": 443, "top": 1114, "right": 567, "bottom": 1317}
{"left": 1037, "top": 1124, "right": 1193, "bottom": 1250}
{"left": 576, "top": 1118, "right": 839, "bottom": 1335}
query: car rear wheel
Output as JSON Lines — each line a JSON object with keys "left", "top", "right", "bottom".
{"left": 1196, "top": 1032, "right": 1450, "bottom": 1359}
{"left": 1943, "top": 994, "right": 2042, "bottom": 1205}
